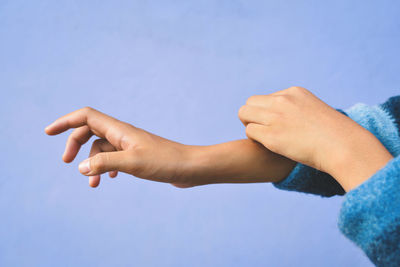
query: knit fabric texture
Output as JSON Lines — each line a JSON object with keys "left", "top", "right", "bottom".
{"left": 338, "top": 156, "right": 400, "bottom": 266}
{"left": 272, "top": 95, "right": 400, "bottom": 265}
{"left": 272, "top": 96, "right": 400, "bottom": 197}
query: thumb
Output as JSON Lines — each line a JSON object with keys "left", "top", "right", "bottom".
{"left": 78, "top": 151, "right": 127, "bottom": 176}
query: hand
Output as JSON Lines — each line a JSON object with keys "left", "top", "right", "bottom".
{"left": 238, "top": 86, "right": 393, "bottom": 191}
{"left": 45, "top": 107, "right": 197, "bottom": 188}
{"left": 45, "top": 107, "right": 296, "bottom": 188}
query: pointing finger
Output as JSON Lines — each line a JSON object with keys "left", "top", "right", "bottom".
{"left": 44, "top": 107, "right": 131, "bottom": 149}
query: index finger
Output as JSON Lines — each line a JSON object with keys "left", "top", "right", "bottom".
{"left": 44, "top": 107, "right": 128, "bottom": 145}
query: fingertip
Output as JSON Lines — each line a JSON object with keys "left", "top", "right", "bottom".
{"left": 109, "top": 170, "right": 118, "bottom": 178}
{"left": 44, "top": 121, "right": 57, "bottom": 134}
{"left": 44, "top": 120, "right": 66, "bottom": 135}
{"left": 44, "top": 126, "right": 51, "bottom": 135}
{"left": 171, "top": 183, "right": 194, "bottom": 188}
{"left": 62, "top": 150, "right": 76, "bottom": 163}
{"left": 79, "top": 158, "right": 91, "bottom": 175}
{"left": 62, "top": 153, "right": 72, "bottom": 163}
{"left": 45, "top": 127, "right": 57, "bottom": 136}
{"left": 89, "top": 175, "right": 100, "bottom": 188}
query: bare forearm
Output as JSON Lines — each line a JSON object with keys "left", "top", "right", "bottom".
{"left": 179, "top": 139, "right": 296, "bottom": 187}
{"left": 45, "top": 107, "right": 296, "bottom": 188}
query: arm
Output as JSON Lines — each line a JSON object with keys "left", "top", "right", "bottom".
{"left": 178, "top": 139, "right": 296, "bottom": 187}
{"left": 45, "top": 107, "right": 296, "bottom": 188}
{"left": 238, "top": 88, "right": 400, "bottom": 263}
{"left": 186, "top": 95, "right": 398, "bottom": 191}
{"left": 333, "top": 96, "right": 400, "bottom": 265}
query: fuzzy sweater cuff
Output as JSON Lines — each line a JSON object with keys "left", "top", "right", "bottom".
{"left": 338, "top": 156, "right": 400, "bottom": 266}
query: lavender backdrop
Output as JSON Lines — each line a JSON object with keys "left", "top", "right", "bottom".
{"left": 1, "top": 1, "right": 399, "bottom": 266}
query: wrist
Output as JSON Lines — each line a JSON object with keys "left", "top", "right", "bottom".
{"left": 327, "top": 130, "right": 393, "bottom": 192}
{"left": 176, "top": 144, "right": 218, "bottom": 187}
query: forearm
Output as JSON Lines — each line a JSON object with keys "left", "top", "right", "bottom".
{"left": 180, "top": 139, "right": 296, "bottom": 186}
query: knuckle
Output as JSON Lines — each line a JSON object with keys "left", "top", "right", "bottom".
{"left": 246, "top": 95, "right": 258, "bottom": 105}
{"left": 82, "top": 106, "right": 98, "bottom": 116}
{"left": 126, "top": 144, "right": 146, "bottom": 165}
{"left": 274, "top": 94, "right": 291, "bottom": 104}
{"left": 238, "top": 105, "right": 247, "bottom": 118}
{"left": 82, "top": 106, "right": 93, "bottom": 113}
{"left": 288, "top": 86, "right": 307, "bottom": 94}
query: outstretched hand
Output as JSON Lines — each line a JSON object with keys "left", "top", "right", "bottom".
{"left": 45, "top": 107, "right": 191, "bottom": 188}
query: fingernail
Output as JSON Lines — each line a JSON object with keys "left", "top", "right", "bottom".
{"left": 79, "top": 159, "right": 91, "bottom": 174}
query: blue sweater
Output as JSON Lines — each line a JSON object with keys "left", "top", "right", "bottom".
{"left": 273, "top": 96, "right": 400, "bottom": 266}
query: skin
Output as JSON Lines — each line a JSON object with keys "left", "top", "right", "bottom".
{"left": 45, "top": 87, "right": 393, "bottom": 192}
{"left": 238, "top": 86, "right": 394, "bottom": 192}
{"left": 44, "top": 107, "right": 296, "bottom": 188}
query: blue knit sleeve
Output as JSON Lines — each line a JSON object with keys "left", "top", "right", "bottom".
{"left": 272, "top": 155, "right": 345, "bottom": 197}
{"left": 272, "top": 96, "right": 400, "bottom": 197}
{"left": 338, "top": 156, "right": 400, "bottom": 266}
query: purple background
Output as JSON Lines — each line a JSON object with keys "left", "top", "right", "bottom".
{"left": 1, "top": 1, "right": 399, "bottom": 266}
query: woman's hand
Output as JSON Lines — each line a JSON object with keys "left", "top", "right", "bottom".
{"left": 238, "top": 86, "right": 394, "bottom": 191}
{"left": 45, "top": 107, "right": 296, "bottom": 188}
{"left": 45, "top": 107, "right": 195, "bottom": 188}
